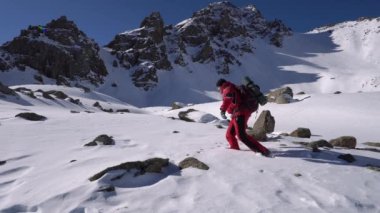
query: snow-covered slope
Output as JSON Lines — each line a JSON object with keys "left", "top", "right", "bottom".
{"left": 0, "top": 87, "right": 379, "bottom": 212}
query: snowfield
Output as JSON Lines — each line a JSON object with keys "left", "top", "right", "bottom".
{"left": 0, "top": 85, "right": 379, "bottom": 213}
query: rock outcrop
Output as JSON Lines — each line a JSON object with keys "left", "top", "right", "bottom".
{"left": 0, "top": 16, "right": 107, "bottom": 85}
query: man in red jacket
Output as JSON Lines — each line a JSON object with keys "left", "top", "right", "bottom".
{"left": 217, "top": 78, "right": 271, "bottom": 156}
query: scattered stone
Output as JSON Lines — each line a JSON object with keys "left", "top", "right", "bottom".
{"left": 338, "top": 154, "right": 356, "bottom": 163}
{"left": 294, "top": 173, "right": 302, "bottom": 177}
{"left": 215, "top": 125, "right": 224, "bottom": 129}
{"left": 111, "top": 83, "right": 118, "bottom": 87}
{"left": 69, "top": 98, "right": 82, "bottom": 105}
{"left": 97, "top": 185, "right": 115, "bottom": 193}
{"left": 178, "top": 109, "right": 197, "bottom": 122}
{"left": 178, "top": 157, "right": 209, "bottom": 170}
{"left": 116, "top": 109, "right": 130, "bottom": 113}
{"left": 290, "top": 128, "right": 311, "bottom": 138}
{"left": 308, "top": 140, "right": 333, "bottom": 148}
{"left": 84, "top": 134, "right": 115, "bottom": 146}
{"left": 356, "top": 148, "right": 380, "bottom": 153}
{"left": 296, "top": 92, "right": 305, "bottom": 95}
{"left": 329, "top": 136, "right": 357, "bottom": 149}
{"left": 89, "top": 158, "right": 169, "bottom": 181}
{"left": 173, "top": 131, "right": 180, "bottom": 134}
{"left": 46, "top": 90, "right": 68, "bottom": 99}
{"left": 15, "top": 112, "right": 47, "bottom": 121}
{"left": 70, "top": 110, "right": 80, "bottom": 113}
{"left": 171, "top": 102, "right": 185, "bottom": 110}
{"left": 363, "top": 142, "right": 380, "bottom": 147}
{"left": 42, "top": 92, "right": 55, "bottom": 100}
{"left": 267, "top": 87, "right": 293, "bottom": 104}
{"left": 292, "top": 141, "right": 309, "bottom": 146}
{"left": 252, "top": 110, "right": 275, "bottom": 134}
{"left": 366, "top": 164, "right": 380, "bottom": 172}
{"left": 0, "top": 161, "right": 6, "bottom": 166}
{"left": 334, "top": 91, "right": 342, "bottom": 94}
{"left": 70, "top": 160, "right": 77, "bottom": 163}
{"left": 259, "top": 169, "right": 264, "bottom": 173}
{"left": 85, "top": 111, "right": 95, "bottom": 113}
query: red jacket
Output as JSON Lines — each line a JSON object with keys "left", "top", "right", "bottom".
{"left": 219, "top": 81, "right": 250, "bottom": 116}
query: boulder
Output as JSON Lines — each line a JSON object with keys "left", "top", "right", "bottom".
{"left": 267, "top": 87, "right": 293, "bottom": 104}
{"left": 171, "top": 102, "right": 185, "bottom": 110}
{"left": 89, "top": 157, "right": 169, "bottom": 181}
{"left": 178, "top": 157, "right": 209, "bottom": 170}
{"left": 329, "top": 136, "right": 356, "bottom": 149}
{"left": 15, "top": 112, "right": 47, "bottom": 121}
{"left": 252, "top": 110, "right": 275, "bottom": 134}
{"left": 290, "top": 128, "right": 311, "bottom": 138}
{"left": 247, "top": 129, "right": 267, "bottom": 141}
{"left": 84, "top": 134, "right": 115, "bottom": 146}
{"left": 308, "top": 140, "right": 334, "bottom": 148}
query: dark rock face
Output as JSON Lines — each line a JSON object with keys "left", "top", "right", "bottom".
{"left": 329, "top": 136, "right": 357, "bottom": 149}
{"left": 85, "top": 134, "right": 115, "bottom": 146}
{"left": 290, "top": 128, "right": 311, "bottom": 138}
{"left": 0, "top": 16, "right": 107, "bottom": 85}
{"left": 178, "top": 157, "right": 209, "bottom": 170}
{"left": 107, "top": 2, "right": 291, "bottom": 90}
{"left": 267, "top": 87, "right": 294, "bottom": 104}
{"left": 178, "top": 109, "right": 197, "bottom": 122}
{"left": 15, "top": 112, "right": 47, "bottom": 121}
{"left": 0, "top": 82, "right": 17, "bottom": 96}
{"left": 89, "top": 158, "right": 169, "bottom": 181}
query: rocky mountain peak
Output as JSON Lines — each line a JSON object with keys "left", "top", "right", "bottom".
{"left": 0, "top": 16, "right": 107, "bottom": 85}
{"left": 107, "top": 1, "right": 292, "bottom": 91}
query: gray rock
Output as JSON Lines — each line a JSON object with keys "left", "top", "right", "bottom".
{"left": 290, "top": 128, "right": 311, "bottom": 138}
{"left": 308, "top": 140, "right": 333, "bottom": 148}
{"left": 46, "top": 90, "right": 68, "bottom": 99}
{"left": 247, "top": 129, "right": 267, "bottom": 141}
{"left": 0, "top": 161, "right": 6, "bottom": 166}
{"left": 85, "top": 134, "right": 115, "bottom": 146}
{"left": 15, "top": 112, "right": 47, "bottom": 121}
{"left": 116, "top": 109, "right": 130, "bottom": 113}
{"left": 338, "top": 154, "right": 356, "bottom": 163}
{"left": 366, "top": 164, "right": 380, "bottom": 172}
{"left": 97, "top": 185, "right": 115, "bottom": 193}
{"left": 252, "top": 110, "right": 275, "bottom": 134}
{"left": 178, "top": 109, "right": 197, "bottom": 122}
{"left": 178, "top": 157, "right": 209, "bottom": 170}
{"left": 267, "top": 87, "right": 293, "bottom": 104}
{"left": 171, "top": 102, "right": 185, "bottom": 110}
{"left": 329, "top": 136, "right": 356, "bottom": 149}
{"left": 89, "top": 157, "right": 169, "bottom": 181}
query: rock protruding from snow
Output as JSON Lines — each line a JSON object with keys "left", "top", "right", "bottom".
{"left": 89, "top": 158, "right": 169, "bottom": 181}
{"left": 267, "top": 87, "right": 294, "bottom": 104}
{"left": 0, "top": 82, "right": 17, "bottom": 96}
{"left": 178, "top": 157, "right": 209, "bottom": 170}
{"left": 15, "top": 112, "right": 47, "bottom": 121}
{"left": 329, "top": 136, "right": 357, "bottom": 149}
{"left": 290, "top": 128, "right": 311, "bottom": 138}
{"left": 85, "top": 135, "right": 115, "bottom": 146}
{"left": 249, "top": 110, "right": 275, "bottom": 141}
{"left": 338, "top": 154, "right": 356, "bottom": 163}
{"left": 0, "top": 16, "right": 107, "bottom": 85}
{"left": 308, "top": 140, "right": 334, "bottom": 148}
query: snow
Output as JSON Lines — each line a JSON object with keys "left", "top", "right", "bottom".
{"left": 1, "top": 10, "right": 380, "bottom": 213}
{"left": 1, "top": 84, "right": 379, "bottom": 212}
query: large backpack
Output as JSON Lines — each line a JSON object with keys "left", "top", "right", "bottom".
{"left": 238, "top": 76, "right": 267, "bottom": 112}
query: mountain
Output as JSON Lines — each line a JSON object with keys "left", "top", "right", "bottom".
{"left": 0, "top": 16, "right": 107, "bottom": 86}
{"left": 0, "top": 2, "right": 380, "bottom": 107}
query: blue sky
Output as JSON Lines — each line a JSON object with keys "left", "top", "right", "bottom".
{"left": 1, "top": 0, "right": 379, "bottom": 45}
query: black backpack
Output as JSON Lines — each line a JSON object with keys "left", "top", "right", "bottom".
{"left": 238, "top": 76, "right": 267, "bottom": 112}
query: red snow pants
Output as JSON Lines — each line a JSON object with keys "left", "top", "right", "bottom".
{"left": 226, "top": 113, "right": 270, "bottom": 155}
